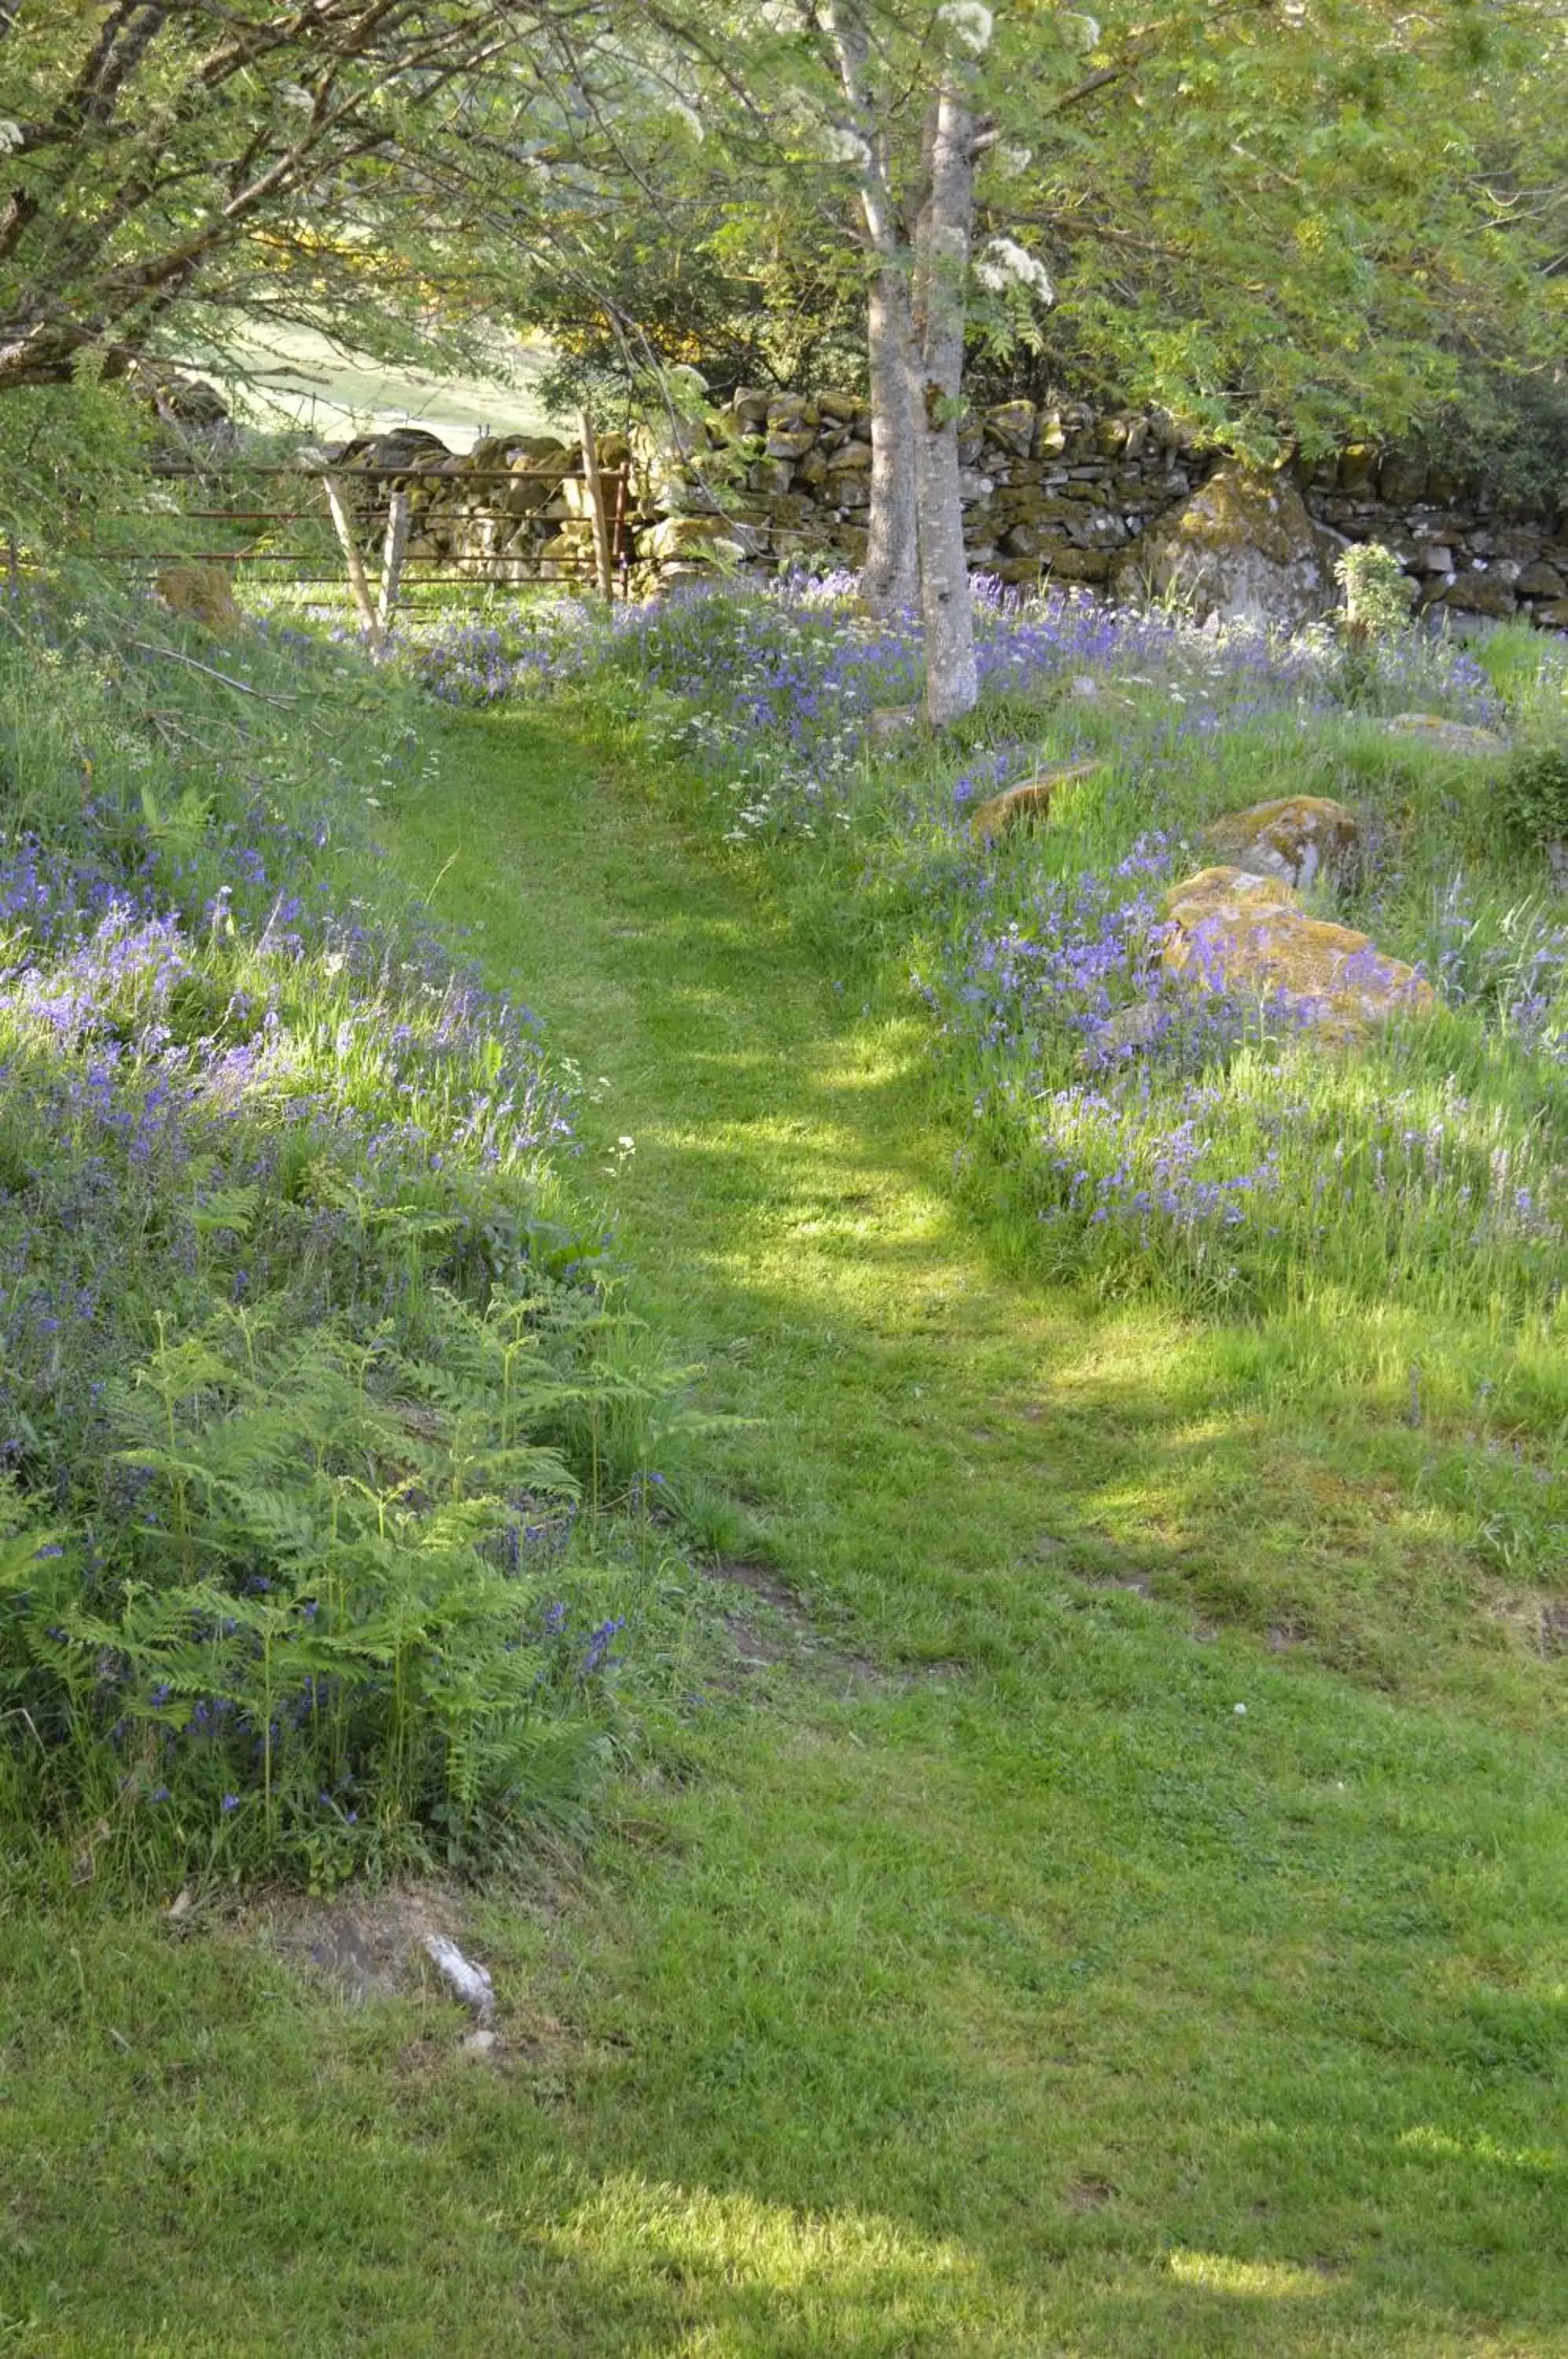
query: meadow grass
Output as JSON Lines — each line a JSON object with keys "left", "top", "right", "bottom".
{"left": 2, "top": 584, "right": 1566, "bottom": 2354}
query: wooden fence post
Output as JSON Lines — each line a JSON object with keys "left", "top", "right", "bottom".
{"left": 322, "top": 473, "right": 385, "bottom": 651}
{"left": 377, "top": 488, "right": 411, "bottom": 639}
{"left": 577, "top": 410, "right": 616, "bottom": 602}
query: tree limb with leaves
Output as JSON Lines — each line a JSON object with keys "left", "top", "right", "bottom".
{"left": 0, "top": 0, "right": 613, "bottom": 396}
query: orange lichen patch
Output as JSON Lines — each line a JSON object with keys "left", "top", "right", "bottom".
{"left": 1161, "top": 865, "right": 1439, "bottom": 1039}
{"left": 1201, "top": 795, "right": 1358, "bottom": 889}
{"left": 969, "top": 759, "right": 1101, "bottom": 845}
{"left": 1386, "top": 711, "right": 1507, "bottom": 756}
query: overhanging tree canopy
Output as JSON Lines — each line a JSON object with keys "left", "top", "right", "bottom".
{"left": 604, "top": 0, "right": 1564, "bottom": 716}
{"left": 0, "top": 0, "right": 624, "bottom": 396}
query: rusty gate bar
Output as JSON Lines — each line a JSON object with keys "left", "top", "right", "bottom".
{"left": 79, "top": 462, "right": 637, "bottom": 601}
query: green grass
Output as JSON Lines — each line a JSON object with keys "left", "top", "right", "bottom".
{"left": 5, "top": 696, "right": 1566, "bottom": 2354}
{"left": 192, "top": 321, "right": 557, "bottom": 447}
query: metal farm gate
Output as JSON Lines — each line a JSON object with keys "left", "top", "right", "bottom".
{"left": 80, "top": 427, "right": 634, "bottom": 637}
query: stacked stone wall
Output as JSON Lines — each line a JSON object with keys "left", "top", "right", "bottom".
{"left": 1304, "top": 443, "right": 1568, "bottom": 627}
{"left": 336, "top": 397, "right": 1568, "bottom": 627}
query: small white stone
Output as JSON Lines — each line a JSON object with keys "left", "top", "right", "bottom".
{"left": 424, "top": 1933, "right": 496, "bottom": 2026}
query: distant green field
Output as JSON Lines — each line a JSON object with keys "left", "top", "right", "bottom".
{"left": 185, "top": 322, "right": 560, "bottom": 450}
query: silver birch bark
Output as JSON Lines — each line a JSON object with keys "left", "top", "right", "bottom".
{"left": 864, "top": 257, "right": 919, "bottom": 617}
{"left": 908, "top": 70, "right": 978, "bottom": 726}
{"left": 823, "top": 2, "right": 918, "bottom": 618}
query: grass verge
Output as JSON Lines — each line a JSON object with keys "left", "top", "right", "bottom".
{"left": 2, "top": 627, "right": 1566, "bottom": 2353}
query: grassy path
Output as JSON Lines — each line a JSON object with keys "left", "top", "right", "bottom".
{"left": 381, "top": 710, "right": 1568, "bottom": 2355}
{"left": 5, "top": 705, "right": 1564, "bottom": 2356}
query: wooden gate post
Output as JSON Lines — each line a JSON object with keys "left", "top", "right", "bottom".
{"left": 377, "top": 488, "right": 411, "bottom": 639}
{"left": 322, "top": 473, "right": 385, "bottom": 652}
{"left": 577, "top": 410, "right": 616, "bottom": 602}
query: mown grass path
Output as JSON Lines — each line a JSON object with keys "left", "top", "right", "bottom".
{"left": 5, "top": 705, "right": 1564, "bottom": 2357}
{"left": 378, "top": 708, "right": 1568, "bottom": 2356}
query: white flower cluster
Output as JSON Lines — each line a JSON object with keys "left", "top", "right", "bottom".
{"left": 937, "top": 2, "right": 994, "bottom": 55}
{"left": 1059, "top": 10, "right": 1100, "bottom": 52}
{"left": 974, "top": 237, "right": 1055, "bottom": 304}
{"left": 820, "top": 124, "right": 872, "bottom": 169}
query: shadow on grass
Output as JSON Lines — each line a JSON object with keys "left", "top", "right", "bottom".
{"left": 347, "top": 701, "right": 1568, "bottom": 2353}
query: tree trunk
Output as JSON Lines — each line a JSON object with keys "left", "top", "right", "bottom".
{"left": 863, "top": 259, "right": 918, "bottom": 617}
{"left": 908, "top": 74, "right": 977, "bottom": 728}
{"left": 823, "top": 0, "right": 917, "bottom": 620}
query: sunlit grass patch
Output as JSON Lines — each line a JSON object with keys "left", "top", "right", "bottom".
{"left": 476, "top": 577, "right": 1563, "bottom": 1622}
{"left": 1167, "top": 2248, "right": 1335, "bottom": 2297}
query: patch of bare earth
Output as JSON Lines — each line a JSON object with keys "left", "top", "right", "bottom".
{"left": 1489, "top": 1591, "right": 1568, "bottom": 1660}
{"left": 704, "top": 1560, "right": 959, "bottom": 1690}
{"left": 243, "top": 1884, "right": 582, "bottom": 2073}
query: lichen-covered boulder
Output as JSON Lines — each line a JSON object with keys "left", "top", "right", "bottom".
{"left": 1200, "top": 797, "right": 1358, "bottom": 890}
{"left": 1116, "top": 461, "right": 1334, "bottom": 629}
{"left": 969, "top": 760, "right": 1101, "bottom": 845}
{"left": 1161, "top": 867, "right": 1438, "bottom": 1040}
{"left": 1386, "top": 712, "right": 1507, "bottom": 755}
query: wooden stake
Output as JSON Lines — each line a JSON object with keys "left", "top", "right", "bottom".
{"left": 611, "top": 466, "right": 630, "bottom": 591}
{"left": 377, "top": 488, "right": 411, "bottom": 638}
{"left": 322, "top": 473, "right": 385, "bottom": 650}
{"left": 577, "top": 409, "right": 615, "bottom": 602}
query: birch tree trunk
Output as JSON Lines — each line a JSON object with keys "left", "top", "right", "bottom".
{"left": 824, "top": 1, "right": 918, "bottom": 620}
{"left": 863, "top": 259, "right": 919, "bottom": 617}
{"left": 908, "top": 72, "right": 978, "bottom": 727}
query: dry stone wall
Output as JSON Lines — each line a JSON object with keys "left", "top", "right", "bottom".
{"left": 334, "top": 396, "right": 1568, "bottom": 628}
{"left": 1304, "top": 445, "right": 1568, "bottom": 628}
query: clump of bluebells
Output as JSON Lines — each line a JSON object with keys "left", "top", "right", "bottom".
{"left": 388, "top": 602, "right": 612, "bottom": 705}
{"left": 397, "top": 571, "right": 1507, "bottom": 800}
{"left": 0, "top": 597, "right": 650, "bottom": 1879}
{"left": 922, "top": 828, "right": 1563, "bottom": 1311}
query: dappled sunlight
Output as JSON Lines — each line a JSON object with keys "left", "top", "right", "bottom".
{"left": 543, "top": 2173, "right": 1008, "bottom": 2328}
{"left": 1399, "top": 2125, "right": 1564, "bottom": 2177}
{"left": 619, "top": 980, "right": 1562, "bottom": 1699}
{"left": 621, "top": 988, "right": 1565, "bottom": 1705}
{"left": 362, "top": 699, "right": 1568, "bottom": 2358}
{"left": 1167, "top": 2248, "right": 1333, "bottom": 2298}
